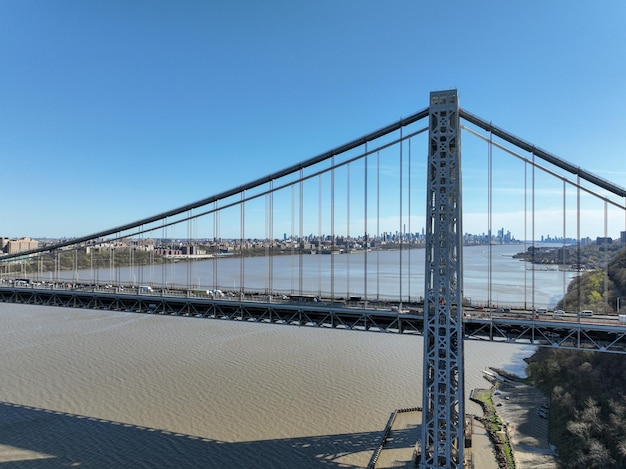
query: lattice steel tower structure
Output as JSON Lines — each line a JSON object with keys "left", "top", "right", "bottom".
{"left": 420, "top": 90, "right": 465, "bottom": 468}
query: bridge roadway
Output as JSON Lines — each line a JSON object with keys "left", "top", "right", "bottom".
{"left": 1, "top": 284, "right": 626, "bottom": 354}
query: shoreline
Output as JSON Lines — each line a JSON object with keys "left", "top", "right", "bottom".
{"left": 478, "top": 368, "right": 560, "bottom": 468}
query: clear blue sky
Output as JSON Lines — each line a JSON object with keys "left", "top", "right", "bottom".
{"left": 1, "top": 1, "right": 625, "bottom": 240}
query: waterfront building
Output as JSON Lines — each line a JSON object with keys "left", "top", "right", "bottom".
{"left": 1, "top": 237, "right": 39, "bottom": 254}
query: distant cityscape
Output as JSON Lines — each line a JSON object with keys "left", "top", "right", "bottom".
{"left": 2, "top": 227, "right": 626, "bottom": 259}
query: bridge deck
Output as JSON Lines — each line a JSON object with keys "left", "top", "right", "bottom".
{"left": 2, "top": 286, "right": 626, "bottom": 354}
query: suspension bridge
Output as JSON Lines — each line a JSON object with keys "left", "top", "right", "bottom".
{"left": 1, "top": 89, "right": 625, "bottom": 468}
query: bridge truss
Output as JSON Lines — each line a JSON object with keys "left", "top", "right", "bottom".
{"left": 3, "top": 285, "right": 626, "bottom": 354}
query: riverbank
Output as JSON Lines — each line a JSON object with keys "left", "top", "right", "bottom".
{"left": 370, "top": 368, "right": 559, "bottom": 469}
{"left": 472, "top": 368, "right": 560, "bottom": 468}
{"left": 493, "top": 380, "right": 559, "bottom": 468}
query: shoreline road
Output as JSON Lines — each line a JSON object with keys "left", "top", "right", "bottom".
{"left": 494, "top": 381, "right": 560, "bottom": 468}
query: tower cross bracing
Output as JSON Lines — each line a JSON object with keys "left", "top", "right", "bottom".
{"left": 420, "top": 90, "right": 465, "bottom": 468}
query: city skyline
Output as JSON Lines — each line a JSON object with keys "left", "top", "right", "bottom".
{"left": 14, "top": 226, "right": 625, "bottom": 247}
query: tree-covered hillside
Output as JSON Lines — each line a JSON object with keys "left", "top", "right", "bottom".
{"left": 556, "top": 247, "right": 626, "bottom": 314}
{"left": 527, "top": 247, "right": 626, "bottom": 467}
{"left": 527, "top": 348, "right": 626, "bottom": 467}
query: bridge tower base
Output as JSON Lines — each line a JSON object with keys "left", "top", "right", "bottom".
{"left": 419, "top": 90, "right": 465, "bottom": 469}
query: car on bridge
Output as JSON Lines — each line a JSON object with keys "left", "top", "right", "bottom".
{"left": 578, "top": 310, "right": 594, "bottom": 318}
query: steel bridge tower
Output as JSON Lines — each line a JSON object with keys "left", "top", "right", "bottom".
{"left": 419, "top": 90, "right": 465, "bottom": 468}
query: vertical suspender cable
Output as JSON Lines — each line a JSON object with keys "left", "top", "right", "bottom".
{"left": 192, "top": 213, "right": 197, "bottom": 288}
{"left": 129, "top": 234, "right": 134, "bottom": 287}
{"left": 408, "top": 138, "right": 412, "bottom": 302}
{"left": 269, "top": 180, "right": 276, "bottom": 295}
{"left": 299, "top": 169, "right": 304, "bottom": 296}
{"left": 523, "top": 162, "right": 528, "bottom": 310}
{"left": 139, "top": 225, "right": 144, "bottom": 287}
{"left": 187, "top": 210, "right": 192, "bottom": 290}
{"left": 377, "top": 151, "right": 380, "bottom": 301}
{"left": 331, "top": 157, "right": 335, "bottom": 300}
{"left": 118, "top": 232, "right": 124, "bottom": 285}
{"left": 170, "top": 224, "right": 176, "bottom": 289}
{"left": 562, "top": 180, "right": 567, "bottom": 305}
{"left": 265, "top": 188, "right": 270, "bottom": 293}
{"left": 577, "top": 177, "right": 581, "bottom": 317}
{"left": 604, "top": 200, "right": 609, "bottom": 313}
{"left": 73, "top": 246, "right": 78, "bottom": 285}
{"left": 193, "top": 216, "right": 198, "bottom": 288}
{"left": 149, "top": 228, "right": 154, "bottom": 286}
{"left": 173, "top": 226, "right": 177, "bottom": 288}
{"left": 126, "top": 229, "right": 132, "bottom": 287}
{"left": 266, "top": 181, "right": 274, "bottom": 296}
{"left": 240, "top": 191, "right": 245, "bottom": 297}
{"left": 291, "top": 184, "right": 296, "bottom": 295}
{"left": 488, "top": 128, "right": 493, "bottom": 309}
{"left": 170, "top": 225, "right": 176, "bottom": 289}
{"left": 90, "top": 242, "right": 94, "bottom": 286}
{"left": 318, "top": 174, "right": 322, "bottom": 297}
{"left": 399, "top": 126, "right": 403, "bottom": 307}
{"left": 110, "top": 241, "right": 115, "bottom": 288}
{"left": 364, "top": 142, "right": 368, "bottom": 305}
{"left": 161, "top": 220, "right": 166, "bottom": 289}
{"left": 213, "top": 202, "right": 218, "bottom": 291}
{"left": 530, "top": 152, "right": 536, "bottom": 310}
{"left": 346, "top": 162, "right": 351, "bottom": 299}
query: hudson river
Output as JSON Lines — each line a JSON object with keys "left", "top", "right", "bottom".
{"left": 0, "top": 244, "right": 572, "bottom": 467}
{"left": 58, "top": 244, "right": 576, "bottom": 309}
